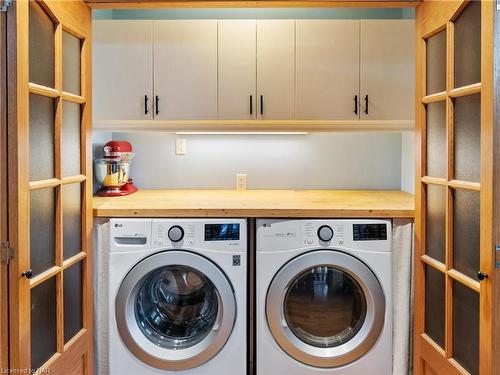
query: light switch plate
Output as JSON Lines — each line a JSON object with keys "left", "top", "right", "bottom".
{"left": 175, "top": 138, "right": 187, "bottom": 155}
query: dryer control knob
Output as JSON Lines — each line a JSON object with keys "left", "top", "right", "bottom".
{"left": 318, "top": 225, "right": 334, "bottom": 242}
{"left": 168, "top": 225, "right": 184, "bottom": 242}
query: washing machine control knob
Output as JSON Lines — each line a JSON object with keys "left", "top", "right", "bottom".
{"left": 317, "top": 225, "right": 334, "bottom": 242}
{"left": 168, "top": 225, "right": 184, "bottom": 242}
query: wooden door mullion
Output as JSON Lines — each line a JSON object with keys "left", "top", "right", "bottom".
{"left": 444, "top": 185, "right": 453, "bottom": 358}
{"left": 54, "top": 11, "right": 65, "bottom": 356}
{"left": 54, "top": 23, "right": 62, "bottom": 93}
{"left": 479, "top": 2, "right": 494, "bottom": 374}
{"left": 443, "top": 15, "right": 454, "bottom": 362}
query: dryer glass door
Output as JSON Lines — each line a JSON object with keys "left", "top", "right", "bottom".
{"left": 266, "top": 250, "right": 385, "bottom": 368}
{"left": 283, "top": 266, "right": 367, "bottom": 348}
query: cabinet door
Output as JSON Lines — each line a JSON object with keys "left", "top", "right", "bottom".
{"left": 218, "top": 20, "right": 256, "bottom": 120}
{"left": 154, "top": 20, "right": 217, "bottom": 120}
{"left": 295, "top": 20, "right": 359, "bottom": 120}
{"left": 256, "top": 20, "right": 295, "bottom": 120}
{"left": 360, "top": 20, "right": 415, "bottom": 120}
{"left": 93, "top": 20, "right": 153, "bottom": 121}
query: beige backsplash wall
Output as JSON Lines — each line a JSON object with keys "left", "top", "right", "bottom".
{"left": 92, "top": 132, "right": 414, "bottom": 192}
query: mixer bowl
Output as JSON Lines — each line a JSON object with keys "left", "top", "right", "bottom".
{"left": 94, "top": 159, "right": 130, "bottom": 189}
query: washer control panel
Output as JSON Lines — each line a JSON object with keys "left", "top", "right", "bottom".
{"left": 151, "top": 219, "right": 246, "bottom": 252}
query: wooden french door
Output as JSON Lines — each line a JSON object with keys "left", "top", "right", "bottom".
{"left": 7, "top": 0, "right": 93, "bottom": 374}
{"left": 414, "top": 1, "right": 494, "bottom": 375}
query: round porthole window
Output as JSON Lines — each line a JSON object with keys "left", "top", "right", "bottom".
{"left": 135, "top": 265, "right": 219, "bottom": 350}
{"left": 283, "top": 265, "right": 367, "bottom": 348}
{"left": 115, "top": 251, "right": 236, "bottom": 371}
{"left": 266, "top": 250, "right": 385, "bottom": 368}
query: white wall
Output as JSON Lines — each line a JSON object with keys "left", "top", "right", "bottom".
{"left": 401, "top": 132, "right": 415, "bottom": 194}
{"left": 105, "top": 132, "right": 403, "bottom": 190}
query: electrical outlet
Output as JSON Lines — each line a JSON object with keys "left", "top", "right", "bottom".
{"left": 236, "top": 174, "right": 247, "bottom": 190}
{"left": 175, "top": 138, "right": 187, "bottom": 155}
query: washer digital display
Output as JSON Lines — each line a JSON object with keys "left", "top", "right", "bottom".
{"left": 205, "top": 223, "right": 240, "bottom": 241}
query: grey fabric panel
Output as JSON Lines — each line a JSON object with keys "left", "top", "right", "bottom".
{"left": 392, "top": 219, "right": 414, "bottom": 375}
{"left": 94, "top": 219, "right": 110, "bottom": 375}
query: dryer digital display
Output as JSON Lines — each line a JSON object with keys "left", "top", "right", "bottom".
{"left": 205, "top": 223, "right": 240, "bottom": 241}
{"left": 353, "top": 224, "right": 387, "bottom": 241}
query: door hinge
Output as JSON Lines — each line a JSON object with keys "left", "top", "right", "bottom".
{"left": 0, "top": 0, "right": 12, "bottom": 12}
{"left": 1, "top": 241, "right": 13, "bottom": 265}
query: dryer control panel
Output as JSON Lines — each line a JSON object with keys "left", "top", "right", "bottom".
{"left": 257, "top": 219, "right": 391, "bottom": 253}
{"left": 353, "top": 223, "right": 388, "bottom": 241}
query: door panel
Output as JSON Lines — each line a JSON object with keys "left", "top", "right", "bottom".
{"left": 256, "top": 20, "right": 295, "bottom": 120}
{"left": 7, "top": 1, "right": 93, "bottom": 373}
{"left": 218, "top": 20, "right": 256, "bottom": 120}
{"left": 414, "top": 1, "right": 494, "bottom": 374}
{"left": 360, "top": 20, "right": 414, "bottom": 120}
{"left": 93, "top": 20, "right": 152, "bottom": 120}
{"left": 154, "top": 20, "right": 217, "bottom": 120}
{"left": 295, "top": 20, "right": 359, "bottom": 120}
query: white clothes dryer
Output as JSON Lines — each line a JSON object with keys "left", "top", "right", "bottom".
{"left": 256, "top": 219, "right": 392, "bottom": 375}
{"left": 108, "top": 218, "right": 247, "bottom": 375}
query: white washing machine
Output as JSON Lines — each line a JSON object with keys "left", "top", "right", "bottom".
{"left": 108, "top": 218, "right": 247, "bottom": 375}
{"left": 256, "top": 219, "right": 392, "bottom": 375}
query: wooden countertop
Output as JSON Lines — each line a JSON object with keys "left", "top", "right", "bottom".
{"left": 93, "top": 189, "right": 414, "bottom": 218}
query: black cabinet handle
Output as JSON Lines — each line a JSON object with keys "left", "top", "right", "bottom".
{"left": 155, "top": 95, "right": 159, "bottom": 116}
{"left": 249, "top": 95, "right": 253, "bottom": 115}
{"left": 260, "top": 95, "right": 264, "bottom": 115}
{"left": 144, "top": 95, "right": 149, "bottom": 115}
{"left": 22, "top": 270, "right": 33, "bottom": 279}
{"left": 354, "top": 95, "right": 358, "bottom": 115}
{"left": 364, "top": 95, "right": 369, "bottom": 115}
{"left": 477, "top": 271, "right": 488, "bottom": 281}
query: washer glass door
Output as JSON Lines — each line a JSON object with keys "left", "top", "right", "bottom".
{"left": 266, "top": 250, "right": 385, "bottom": 368}
{"left": 135, "top": 265, "right": 219, "bottom": 349}
{"left": 116, "top": 251, "right": 236, "bottom": 371}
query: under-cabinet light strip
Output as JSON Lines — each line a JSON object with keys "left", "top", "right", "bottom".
{"left": 175, "top": 132, "right": 309, "bottom": 135}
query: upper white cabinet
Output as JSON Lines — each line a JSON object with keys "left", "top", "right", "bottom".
{"left": 360, "top": 20, "right": 415, "bottom": 120}
{"left": 93, "top": 20, "right": 153, "bottom": 121}
{"left": 256, "top": 20, "right": 295, "bottom": 120}
{"left": 93, "top": 18, "right": 415, "bottom": 125}
{"left": 295, "top": 20, "right": 360, "bottom": 120}
{"left": 218, "top": 20, "right": 295, "bottom": 120}
{"left": 218, "top": 20, "right": 257, "bottom": 120}
{"left": 154, "top": 21, "right": 218, "bottom": 120}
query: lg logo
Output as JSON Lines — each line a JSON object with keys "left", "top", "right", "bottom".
{"left": 114, "top": 223, "right": 123, "bottom": 228}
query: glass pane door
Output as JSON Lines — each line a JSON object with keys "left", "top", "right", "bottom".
{"left": 7, "top": 0, "right": 92, "bottom": 373}
{"left": 415, "top": 1, "right": 493, "bottom": 374}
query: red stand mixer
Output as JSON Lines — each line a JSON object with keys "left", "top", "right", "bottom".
{"left": 94, "top": 141, "right": 138, "bottom": 197}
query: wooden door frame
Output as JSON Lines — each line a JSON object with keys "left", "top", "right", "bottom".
{"left": 0, "top": 2, "right": 8, "bottom": 372}
{"left": 491, "top": 5, "right": 500, "bottom": 374}
{"left": 414, "top": 1, "right": 495, "bottom": 374}
{"left": 7, "top": 0, "right": 93, "bottom": 373}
